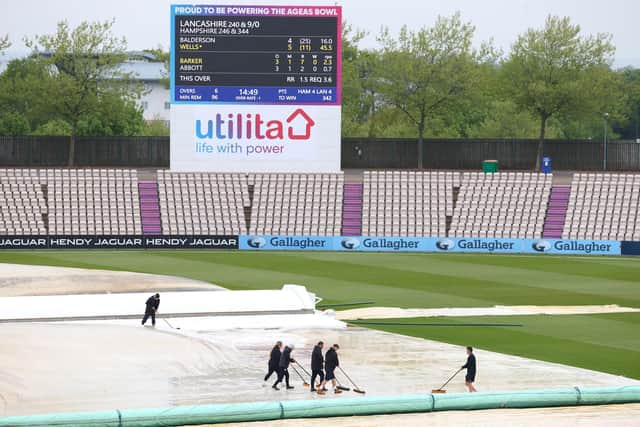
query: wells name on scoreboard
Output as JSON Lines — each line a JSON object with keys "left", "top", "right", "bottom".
{"left": 170, "top": 4, "right": 342, "bottom": 173}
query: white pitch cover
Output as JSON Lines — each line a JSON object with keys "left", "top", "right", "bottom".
{"left": 171, "top": 104, "right": 341, "bottom": 172}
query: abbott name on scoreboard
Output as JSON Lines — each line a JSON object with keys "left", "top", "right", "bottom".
{"left": 170, "top": 104, "right": 340, "bottom": 172}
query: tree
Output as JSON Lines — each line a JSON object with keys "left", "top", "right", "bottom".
{"left": 143, "top": 47, "right": 170, "bottom": 89}
{"left": 374, "top": 13, "right": 496, "bottom": 167}
{"left": 341, "top": 25, "right": 382, "bottom": 137}
{"left": 0, "top": 112, "right": 30, "bottom": 135}
{"left": 502, "top": 15, "right": 616, "bottom": 170}
{"left": 0, "top": 35, "right": 10, "bottom": 53}
{"left": 25, "top": 19, "right": 142, "bottom": 165}
{"left": 0, "top": 56, "right": 56, "bottom": 130}
{"left": 77, "top": 94, "right": 145, "bottom": 136}
{"left": 137, "top": 115, "right": 170, "bottom": 136}
{"left": 31, "top": 119, "right": 72, "bottom": 136}
{"left": 469, "top": 100, "right": 561, "bottom": 138}
{"left": 614, "top": 68, "right": 640, "bottom": 140}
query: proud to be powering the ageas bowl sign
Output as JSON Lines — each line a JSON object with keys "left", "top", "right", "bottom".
{"left": 170, "top": 5, "right": 342, "bottom": 172}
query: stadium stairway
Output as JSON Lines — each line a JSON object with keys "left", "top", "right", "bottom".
{"left": 341, "top": 182, "right": 363, "bottom": 236}
{"left": 543, "top": 185, "right": 571, "bottom": 239}
{"left": 138, "top": 181, "right": 162, "bottom": 235}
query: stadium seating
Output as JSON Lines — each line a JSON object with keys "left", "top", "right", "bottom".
{"left": 158, "top": 172, "right": 343, "bottom": 236}
{"left": 46, "top": 169, "right": 141, "bottom": 235}
{"left": 362, "top": 171, "right": 458, "bottom": 237}
{"left": 0, "top": 169, "right": 47, "bottom": 235}
{"left": 248, "top": 173, "right": 343, "bottom": 236}
{"left": 3, "top": 167, "right": 640, "bottom": 241}
{"left": 449, "top": 172, "right": 551, "bottom": 238}
{"left": 158, "top": 171, "right": 249, "bottom": 235}
{"left": 564, "top": 173, "right": 640, "bottom": 241}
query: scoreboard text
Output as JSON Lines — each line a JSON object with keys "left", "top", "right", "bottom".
{"left": 171, "top": 5, "right": 342, "bottom": 104}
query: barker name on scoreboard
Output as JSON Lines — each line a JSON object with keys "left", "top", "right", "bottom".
{"left": 170, "top": 5, "right": 342, "bottom": 105}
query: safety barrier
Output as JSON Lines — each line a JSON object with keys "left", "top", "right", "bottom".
{"left": 1, "top": 234, "right": 637, "bottom": 255}
{"left": 1, "top": 386, "right": 639, "bottom": 426}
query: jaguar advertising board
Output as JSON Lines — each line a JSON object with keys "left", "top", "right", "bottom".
{"left": 0, "top": 236, "right": 239, "bottom": 250}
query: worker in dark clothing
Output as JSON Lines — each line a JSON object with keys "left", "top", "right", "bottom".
{"left": 141, "top": 293, "right": 160, "bottom": 326}
{"left": 273, "top": 344, "right": 296, "bottom": 390}
{"left": 264, "top": 341, "right": 283, "bottom": 382}
{"left": 310, "top": 341, "right": 326, "bottom": 394}
{"left": 321, "top": 344, "right": 341, "bottom": 394}
{"left": 462, "top": 346, "right": 477, "bottom": 392}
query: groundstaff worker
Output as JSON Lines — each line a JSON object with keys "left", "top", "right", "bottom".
{"left": 462, "top": 346, "right": 477, "bottom": 392}
{"left": 264, "top": 341, "right": 283, "bottom": 382}
{"left": 141, "top": 293, "right": 160, "bottom": 326}
{"left": 273, "top": 344, "right": 296, "bottom": 390}
{"left": 322, "top": 344, "right": 341, "bottom": 394}
{"left": 310, "top": 341, "right": 326, "bottom": 394}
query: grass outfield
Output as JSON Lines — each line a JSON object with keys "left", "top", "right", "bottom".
{"left": 0, "top": 250, "right": 638, "bottom": 378}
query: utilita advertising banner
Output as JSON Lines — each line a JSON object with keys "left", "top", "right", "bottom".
{"left": 170, "top": 104, "right": 341, "bottom": 172}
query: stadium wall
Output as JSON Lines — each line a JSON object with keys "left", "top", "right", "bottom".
{"left": 2, "top": 136, "right": 640, "bottom": 170}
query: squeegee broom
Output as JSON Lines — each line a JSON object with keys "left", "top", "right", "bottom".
{"left": 163, "top": 318, "right": 180, "bottom": 330}
{"left": 338, "top": 366, "right": 365, "bottom": 394}
{"left": 432, "top": 368, "right": 462, "bottom": 394}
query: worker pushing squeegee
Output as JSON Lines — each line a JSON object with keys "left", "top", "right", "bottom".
{"left": 433, "top": 346, "right": 477, "bottom": 394}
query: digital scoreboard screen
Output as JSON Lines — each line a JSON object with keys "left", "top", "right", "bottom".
{"left": 170, "top": 5, "right": 342, "bottom": 104}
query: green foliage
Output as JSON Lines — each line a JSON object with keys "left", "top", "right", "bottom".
{"left": 0, "top": 35, "right": 10, "bottom": 53}
{"left": 501, "top": 15, "right": 619, "bottom": 167}
{"left": 374, "top": 13, "right": 497, "bottom": 142}
{"left": 0, "top": 111, "right": 30, "bottom": 135}
{"left": 341, "top": 24, "right": 379, "bottom": 137}
{"left": 25, "top": 19, "right": 143, "bottom": 164}
{"left": 31, "top": 119, "right": 72, "bottom": 136}
{"left": 469, "top": 100, "right": 561, "bottom": 139}
{"left": 615, "top": 68, "right": 640, "bottom": 139}
{"left": 0, "top": 56, "right": 54, "bottom": 130}
{"left": 137, "top": 117, "right": 170, "bottom": 136}
{"left": 142, "top": 47, "right": 170, "bottom": 90}
{"left": 77, "top": 96, "right": 145, "bottom": 136}
{"left": 0, "top": 14, "right": 638, "bottom": 146}
{"left": 0, "top": 54, "right": 146, "bottom": 137}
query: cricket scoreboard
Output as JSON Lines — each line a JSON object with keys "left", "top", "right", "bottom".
{"left": 170, "top": 5, "right": 342, "bottom": 172}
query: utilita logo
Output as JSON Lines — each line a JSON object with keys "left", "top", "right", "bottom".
{"left": 195, "top": 108, "right": 315, "bottom": 141}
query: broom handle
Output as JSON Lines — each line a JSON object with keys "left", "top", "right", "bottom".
{"left": 338, "top": 366, "right": 361, "bottom": 389}
{"left": 295, "top": 361, "right": 311, "bottom": 377}
{"left": 438, "top": 368, "right": 463, "bottom": 390}
{"left": 290, "top": 363, "right": 308, "bottom": 384}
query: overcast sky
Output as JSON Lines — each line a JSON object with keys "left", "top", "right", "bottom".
{"left": 2, "top": 0, "right": 638, "bottom": 67}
